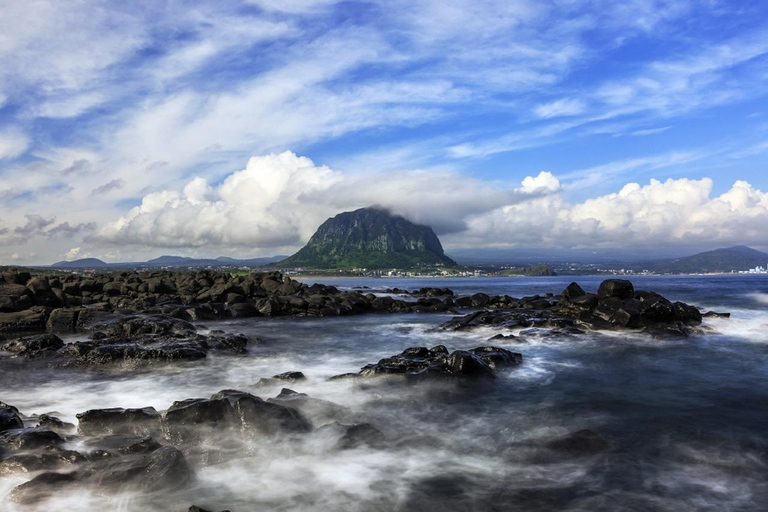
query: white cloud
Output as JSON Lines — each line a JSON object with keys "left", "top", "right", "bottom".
{"left": 452, "top": 177, "right": 768, "bottom": 250}
{"left": 520, "top": 171, "right": 561, "bottom": 193}
{"left": 96, "top": 152, "right": 537, "bottom": 250}
{"left": 533, "top": 98, "right": 586, "bottom": 119}
{"left": 0, "top": 128, "right": 30, "bottom": 159}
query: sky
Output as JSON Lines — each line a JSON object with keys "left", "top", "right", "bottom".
{"left": 2, "top": 0, "right": 768, "bottom": 264}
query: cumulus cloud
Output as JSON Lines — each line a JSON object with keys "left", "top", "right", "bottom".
{"left": 452, "top": 177, "right": 768, "bottom": 250}
{"left": 96, "top": 152, "right": 538, "bottom": 250}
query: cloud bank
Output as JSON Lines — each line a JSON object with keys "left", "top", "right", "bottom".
{"left": 95, "top": 152, "right": 768, "bottom": 256}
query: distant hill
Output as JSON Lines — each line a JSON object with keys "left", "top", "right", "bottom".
{"left": 49, "top": 255, "right": 286, "bottom": 270}
{"left": 51, "top": 258, "right": 108, "bottom": 268}
{"left": 649, "top": 246, "right": 768, "bottom": 273}
{"left": 279, "top": 207, "right": 457, "bottom": 269}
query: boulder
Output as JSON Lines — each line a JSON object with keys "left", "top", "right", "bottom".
{"left": 163, "top": 396, "right": 238, "bottom": 444}
{"left": 0, "top": 403, "right": 23, "bottom": 433}
{"left": 76, "top": 407, "right": 162, "bottom": 437}
{"left": 597, "top": 279, "right": 634, "bottom": 300}
{"left": 0, "top": 427, "right": 65, "bottom": 450}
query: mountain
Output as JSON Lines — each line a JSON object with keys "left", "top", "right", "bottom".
{"left": 51, "top": 258, "right": 109, "bottom": 268}
{"left": 279, "top": 207, "right": 457, "bottom": 269}
{"left": 648, "top": 246, "right": 768, "bottom": 273}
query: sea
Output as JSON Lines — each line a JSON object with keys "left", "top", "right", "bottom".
{"left": 2, "top": 275, "right": 768, "bottom": 511}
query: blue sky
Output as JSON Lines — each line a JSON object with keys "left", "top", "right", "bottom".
{"left": 2, "top": 0, "right": 768, "bottom": 263}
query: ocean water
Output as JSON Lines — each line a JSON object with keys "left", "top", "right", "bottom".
{"left": 2, "top": 275, "right": 768, "bottom": 511}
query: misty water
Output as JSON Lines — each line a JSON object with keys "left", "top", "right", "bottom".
{"left": 2, "top": 275, "right": 768, "bottom": 511}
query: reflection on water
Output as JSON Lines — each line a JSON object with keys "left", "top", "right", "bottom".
{"left": 2, "top": 275, "right": 768, "bottom": 511}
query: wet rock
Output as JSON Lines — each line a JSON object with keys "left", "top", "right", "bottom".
{"left": 37, "top": 414, "right": 76, "bottom": 435}
{"left": 0, "top": 448, "right": 86, "bottom": 476}
{"left": 0, "top": 306, "right": 52, "bottom": 332}
{"left": 79, "top": 434, "right": 162, "bottom": 456}
{"left": 204, "top": 333, "right": 248, "bottom": 354}
{"left": 1, "top": 332, "right": 64, "bottom": 358}
{"left": 439, "top": 350, "right": 496, "bottom": 379}
{"left": 703, "top": 311, "right": 731, "bottom": 318}
{"left": 336, "top": 423, "right": 385, "bottom": 450}
{"left": 547, "top": 429, "right": 609, "bottom": 455}
{"left": 269, "top": 388, "right": 354, "bottom": 425}
{"left": 351, "top": 345, "right": 522, "bottom": 382}
{"left": 597, "top": 279, "right": 635, "bottom": 300}
{"left": 47, "top": 308, "right": 82, "bottom": 332}
{"left": 0, "top": 427, "right": 65, "bottom": 450}
{"left": 469, "top": 346, "right": 524, "bottom": 369}
{"left": 228, "top": 391, "right": 312, "bottom": 437}
{"left": 89, "top": 445, "right": 191, "bottom": 493}
{"left": 1, "top": 403, "right": 23, "bottom": 433}
{"left": 190, "top": 506, "right": 232, "bottom": 512}
{"left": 163, "top": 396, "right": 237, "bottom": 444}
{"left": 76, "top": 407, "right": 162, "bottom": 437}
{"left": 9, "top": 471, "right": 81, "bottom": 504}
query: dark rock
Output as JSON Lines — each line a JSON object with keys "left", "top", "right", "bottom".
{"left": 354, "top": 345, "right": 521, "bottom": 383}
{"left": 269, "top": 388, "right": 354, "bottom": 425}
{"left": 47, "top": 308, "right": 82, "bottom": 332}
{"left": 336, "top": 423, "right": 385, "bottom": 450}
{"left": 1, "top": 403, "right": 23, "bottom": 433}
{"left": 703, "top": 311, "right": 730, "bottom": 318}
{"left": 231, "top": 393, "right": 312, "bottom": 437}
{"left": 0, "top": 449, "right": 86, "bottom": 476}
{"left": 38, "top": 414, "right": 76, "bottom": 435}
{"left": 2, "top": 333, "right": 64, "bottom": 358}
{"left": 0, "top": 427, "right": 65, "bottom": 450}
{"left": 440, "top": 350, "right": 496, "bottom": 379}
{"left": 561, "top": 282, "right": 586, "bottom": 300}
{"left": 469, "top": 346, "right": 524, "bottom": 369}
{"left": 597, "top": 279, "right": 634, "bottom": 300}
{"left": 228, "top": 302, "right": 260, "bottom": 318}
{"left": 0, "top": 306, "right": 52, "bottom": 332}
{"left": 163, "top": 397, "right": 237, "bottom": 444}
{"left": 76, "top": 407, "right": 162, "bottom": 436}
{"left": 89, "top": 445, "right": 191, "bottom": 493}
{"left": 9, "top": 470, "right": 81, "bottom": 504}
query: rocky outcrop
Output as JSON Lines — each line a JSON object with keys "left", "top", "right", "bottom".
{"left": 279, "top": 207, "right": 457, "bottom": 269}
{"left": 441, "top": 279, "right": 709, "bottom": 338}
{"left": 335, "top": 345, "right": 523, "bottom": 383}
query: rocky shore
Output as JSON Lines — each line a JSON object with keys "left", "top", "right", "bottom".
{"left": 0, "top": 271, "right": 730, "bottom": 509}
{"left": 0, "top": 270, "right": 726, "bottom": 369}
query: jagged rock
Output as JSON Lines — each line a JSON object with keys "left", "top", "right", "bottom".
{"left": 1, "top": 403, "right": 24, "bottom": 433}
